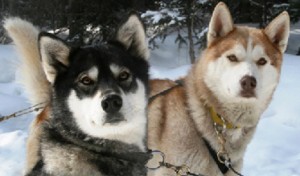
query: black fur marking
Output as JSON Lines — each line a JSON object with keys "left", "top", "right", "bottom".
{"left": 54, "top": 43, "right": 148, "bottom": 100}
{"left": 26, "top": 160, "right": 48, "bottom": 176}
{"left": 37, "top": 119, "right": 149, "bottom": 175}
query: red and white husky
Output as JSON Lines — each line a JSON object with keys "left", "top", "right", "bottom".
{"left": 147, "top": 2, "right": 290, "bottom": 176}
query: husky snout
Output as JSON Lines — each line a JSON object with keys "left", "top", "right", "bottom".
{"left": 101, "top": 91, "right": 125, "bottom": 124}
{"left": 240, "top": 75, "right": 256, "bottom": 98}
{"left": 101, "top": 94, "right": 123, "bottom": 113}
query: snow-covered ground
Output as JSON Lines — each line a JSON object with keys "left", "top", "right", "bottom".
{"left": 0, "top": 39, "right": 300, "bottom": 176}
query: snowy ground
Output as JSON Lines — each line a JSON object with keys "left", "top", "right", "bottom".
{"left": 0, "top": 40, "right": 300, "bottom": 176}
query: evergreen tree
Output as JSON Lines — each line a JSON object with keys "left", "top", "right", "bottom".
{"left": 142, "top": 0, "right": 212, "bottom": 63}
{"left": 0, "top": 0, "right": 151, "bottom": 45}
{"left": 0, "top": 0, "right": 299, "bottom": 54}
{"left": 288, "top": 0, "right": 300, "bottom": 23}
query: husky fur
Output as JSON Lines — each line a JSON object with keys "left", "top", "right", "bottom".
{"left": 147, "top": 2, "right": 290, "bottom": 176}
{"left": 4, "top": 13, "right": 150, "bottom": 176}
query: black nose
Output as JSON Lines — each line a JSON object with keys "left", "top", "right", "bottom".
{"left": 240, "top": 75, "right": 257, "bottom": 91}
{"left": 101, "top": 94, "right": 122, "bottom": 113}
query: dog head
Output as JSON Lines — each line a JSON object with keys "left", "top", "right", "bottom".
{"left": 39, "top": 14, "right": 149, "bottom": 150}
{"left": 198, "top": 2, "right": 289, "bottom": 125}
{"left": 203, "top": 2, "right": 289, "bottom": 103}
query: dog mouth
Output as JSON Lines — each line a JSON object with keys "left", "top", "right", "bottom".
{"left": 240, "top": 90, "right": 256, "bottom": 98}
{"left": 104, "top": 113, "right": 125, "bottom": 124}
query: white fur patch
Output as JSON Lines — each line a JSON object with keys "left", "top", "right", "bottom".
{"left": 110, "top": 64, "right": 122, "bottom": 76}
{"left": 109, "top": 64, "right": 129, "bottom": 77}
{"left": 87, "top": 67, "right": 98, "bottom": 80}
{"left": 78, "top": 66, "right": 98, "bottom": 82}
{"left": 67, "top": 80, "right": 147, "bottom": 151}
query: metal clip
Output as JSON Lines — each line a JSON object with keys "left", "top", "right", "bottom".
{"left": 217, "top": 151, "right": 230, "bottom": 164}
{"left": 146, "top": 150, "right": 165, "bottom": 170}
{"left": 146, "top": 150, "right": 205, "bottom": 176}
{"left": 176, "top": 164, "right": 190, "bottom": 176}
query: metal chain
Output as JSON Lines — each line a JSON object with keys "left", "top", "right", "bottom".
{"left": 214, "top": 116, "right": 244, "bottom": 176}
{"left": 147, "top": 150, "right": 205, "bottom": 176}
{"left": 0, "top": 102, "right": 47, "bottom": 122}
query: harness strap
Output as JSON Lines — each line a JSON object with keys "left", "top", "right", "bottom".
{"left": 99, "top": 150, "right": 152, "bottom": 164}
{"left": 203, "top": 138, "right": 229, "bottom": 174}
{"left": 149, "top": 80, "right": 184, "bottom": 103}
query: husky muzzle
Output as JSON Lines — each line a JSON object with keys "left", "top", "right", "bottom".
{"left": 101, "top": 91, "right": 125, "bottom": 124}
{"left": 101, "top": 93, "right": 123, "bottom": 113}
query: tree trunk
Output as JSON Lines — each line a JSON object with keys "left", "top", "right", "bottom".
{"left": 1, "top": 0, "right": 4, "bottom": 12}
{"left": 67, "top": 0, "right": 84, "bottom": 45}
{"left": 186, "top": 0, "right": 196, "bottom": 63}
{"left": 8, "top": 0, "right": 15, "bottom": 14}
{"left": 262, "top": 0, "right": 267, "bottom": 27}
{"left": 131, "top": 0, "right": 145, "bottom": 11}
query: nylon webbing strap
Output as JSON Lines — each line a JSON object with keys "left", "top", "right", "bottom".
{"left": 203, "top": 138, "right": 229, "bottom": 174}
{"left": 148, "top": 80, "right": 183, "bottom": 103}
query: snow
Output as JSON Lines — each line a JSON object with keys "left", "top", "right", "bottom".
{"left": 1, "top": 38, "right": 300, "bottom": 176}
{"left": 243, "top": 54, "right": 300, "bottom": 175}
{"left": 0, "top": 45, "right": 18, "bottom": 83}
{"left": 142, "top": 8, "right": 185, "bottom": 25}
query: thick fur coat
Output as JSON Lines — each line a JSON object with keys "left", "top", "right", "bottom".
{"left": 147, "top": 2, "right": 290, "bottom": 176}
{"left": 5, "top": 13, "right": 150, "bottom": 176}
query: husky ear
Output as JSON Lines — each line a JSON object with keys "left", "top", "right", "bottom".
{"left": 207, "top": 2, "right": 234, "bottom": 46}
{"left": 39, "top": 32, "right": 70, "bottom": 84}
{"left": 264, "top": 11, "right": 290, "bottom": 53}
{"left": 116, "top": 13, "right": 149, "bottom": 60}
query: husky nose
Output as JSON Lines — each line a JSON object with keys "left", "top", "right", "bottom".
{"left": 240, "top": 75, "right": 257, "bottom": 91}
{"left": 240, "top": 76, "right": 257, "bottom": 98}
{"left": 101, "top": 95, "right": 123, "bottom": 113}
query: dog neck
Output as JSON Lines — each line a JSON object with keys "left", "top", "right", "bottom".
{"left": 208, "top": 106, "right": 239, "bottom": 129}
{"left": 185, "top": 68, "right": 259, "bottom": 163}
{"left": 42, "top": 106, "right": 146, "bottom": 157}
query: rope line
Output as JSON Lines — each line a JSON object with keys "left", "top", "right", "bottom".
{"left": 0, "top": 102, "right": 46, "bottom": 122}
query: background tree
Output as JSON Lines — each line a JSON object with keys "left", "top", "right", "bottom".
{"left": 0, "top": 0, "right": 299, "bottom": 59}
{"left": 0, "top": 0, "right": 154, "bottom": 45}
{"left": 142, "top": 0, "right": 212, "bottom": 63}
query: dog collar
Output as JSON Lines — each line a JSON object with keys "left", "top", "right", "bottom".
{"left": 209, "top": 107, "right": 238, "bottom": 129}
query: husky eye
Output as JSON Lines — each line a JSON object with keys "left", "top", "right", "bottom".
{"left": 118, "top": 71, "right": 130, "bottom": 82}
{"left": 227, "top": 55, "right": 238, "bottom": 62}
{"left": 80, "top": 76, "right": 94, "bottom": 85}
{"left": 257, "top": 57, "right": 267, "bottom": 66}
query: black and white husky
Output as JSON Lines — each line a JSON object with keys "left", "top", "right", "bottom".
{"left": 4, "top": 13, "right": 150, "bottom": 176}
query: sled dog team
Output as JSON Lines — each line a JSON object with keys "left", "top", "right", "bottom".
{"left": 3, "top": 2, "right": 290, "bottom": 176}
